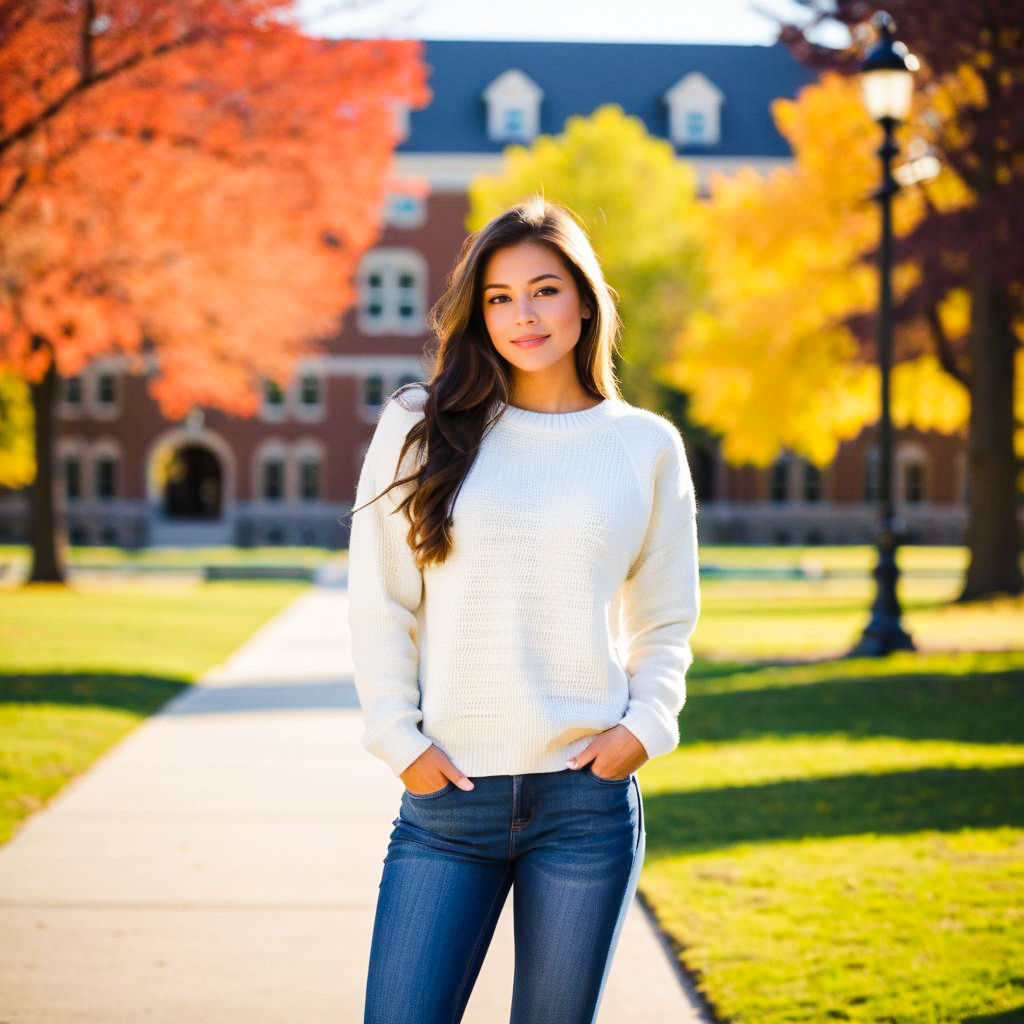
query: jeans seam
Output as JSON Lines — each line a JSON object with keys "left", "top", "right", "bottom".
{"left": 450, "top": 863, "right": 512, "bottom": 1024}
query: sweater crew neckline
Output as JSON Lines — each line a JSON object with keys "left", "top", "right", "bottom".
{"left": 496, "top": 397, "right": 617, "bottom": 434}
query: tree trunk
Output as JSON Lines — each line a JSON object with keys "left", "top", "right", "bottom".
{"left": 27, "top": 340, "right": 67, "bottom": 584}
{"left": 958, "top": 271, "right": 1022, "bottom": 600}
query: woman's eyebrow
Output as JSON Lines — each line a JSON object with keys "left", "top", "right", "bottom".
{"left": 483, "top": 273, "right": 563, "bottom": 291}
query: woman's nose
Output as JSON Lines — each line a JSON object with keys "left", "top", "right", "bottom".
{"left": 515, "top": 299, "right": 537, "bottom": 321}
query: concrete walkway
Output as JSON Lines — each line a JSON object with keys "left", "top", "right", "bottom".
{"left": 0, "top": 566, "right": 711, "bottom": 1023}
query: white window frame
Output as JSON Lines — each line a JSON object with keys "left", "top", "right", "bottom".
{"left": 357, "top": 248, "right": 427, "bottom": 336}
{"left": 260, "top": 377, "right": 288, "bottom": 424}
{"left": 91, "top": 438, "right": 122, "bottom": 502}
{"left": 482, "top": 68, "right": 544, "bottom": 144}
{"left": 58, "top": 373, "right": 85, "bottom": 419}
{"left": 897, "top": 441, "right": 928, "bottom": 505}
{"left": 253, "top": 439, "right": 289, "bottom": 503}
{"left": 293, "top": 438, "right": 325, "bottom": 504}
{"left": 291, "top": 366, "right": 326, "bottom": 424}
{"left": 665, "top": 72, "right": 723, "bottom": 147}
{"left": 56, "top": 438, "right": 87, "bottom": 501}
{"left": 384, "top": 192, "right": 426, "bottom": 228}
{"left": 359, "top": 373, "right": 423, "bottom": 420}
{"left": 86, "top": 360, "right": 122, "bottom": 421}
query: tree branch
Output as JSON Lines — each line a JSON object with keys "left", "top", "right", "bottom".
{"left": 924, "top": 303, "right": 971, "bottom": 389}
{"left": 0, "top": 23, "right": 211, "bottom": 159}
{"left": 0, "top": 167, "right": 27, "bottom": 214}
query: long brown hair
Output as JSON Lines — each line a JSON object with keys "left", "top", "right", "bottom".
{"left": 350, "top": 194, "right": 624, "bottom": 570}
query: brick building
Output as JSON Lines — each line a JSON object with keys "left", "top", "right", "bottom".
{"left": 1, "top": 39, "right": 974, "bottom": 548}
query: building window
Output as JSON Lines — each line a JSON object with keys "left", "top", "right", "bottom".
{"left": 63, "top": 455, "right": 82, "bottom": 500}
{"left": 769, "top": 459, "right": 789, "bottom": 503}
{"left": 96, "top": 372, "right": 118, "bottom": 407}
{"left": 298, "top": 374, "right": 321, "bottom": 408}
{"left": 503, "top": 107, "right": 526, "bottom": 138}
{"left": 904, "top": 461, "right": 925, "bottom": 504}
{"left": 803, "top": 462, "right": 822, "bottom": 503}
{"left": 264, "top": 379, "right": 285, "bottom": 407}
{"left": 665, "top": 72, "right": 724, "bottom": 147}
{"left": 397, "top": 270, "right": 419, "bottom": 323}
{"left": 483, "top": 69, "right": 543, "bottom": 143}
{"left": 64, "top": 375, "right": 83, "bottom": 407}
{"left": 364, "top": 375, "right": 385, "bottom": 408}
{"left": 358, "top": 250, "right": 427, "bottom": 335}
{"left": 684, "top": 109, "right": 706, "bottom": 142}
{"left": 94, "top": 454, "right": 118, "bottom": 500}
{"left": 364, "top": 270, "right": 386, "bottom": 320}
{"left": 262, "top": 458, "right": 284, "bottom": 501}
{"left": 385, "top": 193, "right": 425, "bottom": 227}
{"left": 299, "top": 457, "right": 321, "bottom": 502}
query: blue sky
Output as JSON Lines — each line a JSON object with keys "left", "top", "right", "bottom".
{"left": 295, "top": 0, "right": 851, "bottom": 48}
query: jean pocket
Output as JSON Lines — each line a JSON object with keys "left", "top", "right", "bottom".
{"left": 584, "top": 764, "right": 631, "bottom": 786}
{"left": 404, "top": 780, "right": 454, "bottom": 800}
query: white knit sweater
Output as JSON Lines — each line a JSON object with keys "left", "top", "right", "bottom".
{"left": 346, "top": 385, "right": 701, "bottom": 778}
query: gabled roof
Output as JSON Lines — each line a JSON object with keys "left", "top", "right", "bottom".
{"left": 398, "top": 39, "right": 819, "bottom": 156}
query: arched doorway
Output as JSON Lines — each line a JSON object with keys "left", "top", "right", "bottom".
{"left": 163, "top": 444, "right": 223, "bottom": 520}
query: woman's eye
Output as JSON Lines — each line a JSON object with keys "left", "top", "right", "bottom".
{"left": 487, "top": 287, "right": 557, "bottom": 305}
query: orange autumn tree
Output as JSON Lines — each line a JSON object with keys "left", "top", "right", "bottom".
{"left": 0, "top": 1, "right": 429, "bottom": 582}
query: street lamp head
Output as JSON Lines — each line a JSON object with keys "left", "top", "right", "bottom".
{"left": 859, "top": 11, "right": 919, "bottom": 123}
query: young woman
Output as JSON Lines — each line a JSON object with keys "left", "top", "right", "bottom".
{"left": 347, "top": 195, "right": 701, "bottom": 1024}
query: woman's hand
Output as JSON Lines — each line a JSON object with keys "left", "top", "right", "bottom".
{"left": 567, "top": 725, "right": 649, "bottom": 781}
{"left": 400, "top": 744, "right": 475, "bottom": 795}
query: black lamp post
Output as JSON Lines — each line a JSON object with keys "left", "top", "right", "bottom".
{"left": 850, "top": 12, "right": 918, "bottom": 657}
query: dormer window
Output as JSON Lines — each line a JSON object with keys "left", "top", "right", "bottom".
{"left": 503, "top": 107, "right": 526, "bottom": 139}
{"left": 685, "top": 110, "right": 706, "bottom": 142}
{"left": 664, "top": 71, "right": 724, "bottom": 147}
{"left": 483, "top": 69, "right": 543, "bottom": 144}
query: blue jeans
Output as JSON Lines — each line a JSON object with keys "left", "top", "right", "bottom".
{"left": 364, "top": 764, "right": 646, "bottom": 1024}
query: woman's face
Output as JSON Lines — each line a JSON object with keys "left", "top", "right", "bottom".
{"left": 480, "top": 239, "right": 591, "bottom": 377}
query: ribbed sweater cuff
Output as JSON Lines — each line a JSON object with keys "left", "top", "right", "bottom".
{"left": 366, "top": 723, "right": 434, "bottom": 778}
{"left": 619, "top": 703, "right": 679, "bottom": 761}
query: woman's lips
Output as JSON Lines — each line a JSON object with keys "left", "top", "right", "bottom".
{"left": 512, "top": 334, "right": 550, "bottom": 349}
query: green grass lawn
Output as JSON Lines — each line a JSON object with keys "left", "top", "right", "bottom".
{"left": 0, "top": 544, "right": 337, "bottom": 568}
{"left": 0, "top": 581, "right": 307, "bottom": 845}
{"left": 638, "top": 630, "right": 1024, "bottom": 1024}
{"left": 1, "top": 544, "right": 1022, "bottom": 1021}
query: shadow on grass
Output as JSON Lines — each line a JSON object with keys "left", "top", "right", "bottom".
{"left": 964, "top": 1007, "right": 1024, "bottom": 1023}
{"left": 0, "top": 672, "right": 189, "bottom": 715}
{"left": 685, "top": 655, "right": 1024, "bottom": 745}
{"left": 642, "top": 654, "right": 1024, "bottom": 860}
{"left": 642, "top": 762, "right": 1024, "bottom": 861}
{"left": 0, "top": 673, "right": 364, "bottom": 715}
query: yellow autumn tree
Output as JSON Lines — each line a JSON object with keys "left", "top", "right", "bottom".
{"left": 0, "top": 371, "right": 32, "bottom": 488}
{"left": 468, "top": 104, "right": 707, "bottom": 414}
{"left": 662, "top": 69, "right": 996, "bottom": 469}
